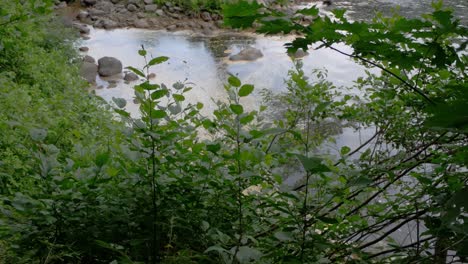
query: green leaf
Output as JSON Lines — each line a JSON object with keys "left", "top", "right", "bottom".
{"left": 173, "top": 94, "right": 185, "bottom": 102}
{"left": 230, "top": 104, "right": 244, "bottom": 115}
{"left": 238, "top": 84, "right": 254, "bottom": 97}
{"left": 295, "top": 154, "right": 331, "bottom": 173}
{"left": 138, "top": 49, "right": 147, "bottom": 56}
{"left": 228, "top": 76, "right": 241, "bottom": 87}
{"left": 240, "top": 114, "right": 254, "bottom": 125}
{"left": 340, "top": 146, "right": 351, "bottom": 155}
{"left": 125, "top": 66, "right": 145, "bottom": 78}
{"left": 196, "top": 102, "right": 204, "bottom": 109}
{"left": 140, "top": 82, "right": 160, "bottom": 91}
{"left": 297, "top": 7, "right": 319, "bottom": 17}
{"left": 151, "top": 110, "right": 167, "bottom": 119}
{"left": 95, "top": 152, "right": 110, "bottom": 167}
{"left": 151, "top": 89, "right": 168, "bottom": 100}
{"left": 206, "top": 144, "right": 221, "bottom": 153}
{"left": 112, "top": 97, "right": 126, "bottom": 109}
{"left": 148, "top": 56, "right": 169, "bottom": 66}
{"left": 223, "top": 0, "right": 264, "bottom": 29}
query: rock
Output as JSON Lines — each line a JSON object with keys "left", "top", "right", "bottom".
{"left": 144, "top": 0, "right": 153, "bottom": 4}
{"left": 77, "top": 11, "right": 89, "bottom": 21}
{"left": 88, "top": 8, "right": 107, "bottom": 16}
{"left": 144, "top": 4, "right": 158, "bottom": 12}
{"left": 95, "top": 19, "right": 118, "bottom": 29}
{"left": 134, "top": 19, "right": 149, "bottom": 28}
{"left": 289, "top": 48, "right": 309, "bottom": 59}
{"left": 111, "top": 0, "right": 120, "bottom": 3}
{"left": 166, "top": 24, "right": 177, "bottom": 31}
{"left": 136, "top": 12, "right": 146, "bottom": 18}
{"left": 201, "top": 11, "right": 211, "bottom": 22}
{"left": 83, "top": 55, "right": 95, "bottom": 63}
{"left": 98, "top": 57, "right": 123, "bottom": 77}
{"left": 74, "top": 24, "right": 90, "bottom": 34}
{"left": 128, "top": 0, "right": 141, "bottom": 6}
{"left": 81, "top": 0, "right": 97, "bottom": 6}
{"left": 124, "top": 72, "right": 139, "bottom": 81}
{"left": 95, "top": 1, "right": 114, "bottom": 13}
{"left": 56, "top": 1, "right": 67, "bottom": 9}
{"left": 148, "top": 73, "right": 156, "bottom": 79}
{"left": 80, "top": 62, "right": 98, "bottom": 83}
{"left": 81, "top": 35, "right": 91, "bottom": 40}
{"left": 127, "top": 4, "right": 138, "bottom": 12}
{"left": 229, "top": 47, "right": 263, "bottom": 61}
{"left": 155, "top": 9, "right": 165, "bottom": 16}
{"left": 79, "top": 46, "right": 89, "bottom": 52}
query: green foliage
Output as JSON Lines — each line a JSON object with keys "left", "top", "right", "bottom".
{"left": 1, "top": 0, "right": 467, "bottom": 263}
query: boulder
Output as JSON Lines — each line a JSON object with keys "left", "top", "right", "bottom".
{"left": 144, "top": 4, "right": 158, "bottom": 12}
{"left": 124, "top": 72, "right": 139, "bottom": 82}
{"left": 80, "top": 62, "right": 98, "bottom": 83}
{"left": 127, "top": 4, "right": 138, "bottom": 12}
{"left": 289, "top": 48, "right": 309, "bottom": 59}
{"left": 134, "top": 19, "right": 149, "bottom": 28}
{"left": 98, "top": 57, "right": 122, "bottom": 77}
{"left": 166, "top": 24, "right": 177, "bottom": 31}
{"left": 229, "top": 47, "right": 263, "bottom": 61}
{"left": 83, "top": 55, "right": 95, "bottom": 63}
{"left": 79, "top": 46, "right": 89, "bottom": 52}
{"left": 144, "top": 0, "right": 153, "bottom": 4}
{"left": 128, "top": 0, "right": 141, "bottom": 6}
{"left": 95, "top": 19, "right": 118, "bottom": 29}
{"left": 77, "top": 11, "right": 89, "bottom": 21}
{"left": 94, "top": 1, "right": 114, "bottom": 13}
{"left": 155, "top": 9, "right": 165, "bottom": 16}
{"left": 73, "top": 24, "right": 90, "bottom": 34}
{"left": 201, "top": 11, "right": 211, "bottom": 22}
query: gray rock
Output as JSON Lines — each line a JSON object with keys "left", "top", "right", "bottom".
{"left": 124, "top": 72, "right": 139, "bottom": 81}
{"left": 98, "top": 57, "right": 123, "bottom": 77}
{"left": 155, "top": 9, "right": 165, "bottom": 16}
{"left": 229, "top": 47, "right": 263, "bottom": 61}
{"left": 166, "top": 24, "right": 177, "bottom": 31}
{"left": 56, "top": 1, "right": 67, "bottom": 9}
{"left": 102, "top": 19, "right": 119, "bottom": 29}
{"left": 289, "top": 48, "right": 309, "bottom": 59}
{"left": 80, "top": 62, "right": 98, "bottom": 83}
{"left": 201, "top": 11, "right": 211, "bottom": 22}
{"left": 134, "top": 19, "right": 149, "bottom": 28}
{"left": 79, "top": 46, "right": 89, "bottom": 52}
{"left": 111, "top": 0, "right": 120, "bottom": 3}
{"left": 148, "top": 73, "right": 156, "bottom": 79}
{"left": 83, "top": 55, "right": 95, "bottom": 63}
{"left": 73, "top": 24, "right": 90, "bottom": 34}
{"left": 136, "top": 12, "right": 146, "bottom": 18}
{"left": 144, "top": 4, "right": 158, "bottom": 12}
{"left": 88, "top": 8, "right": 107, "bottom": 16}
{"left": 95, "top": 1, "right": 114, "bottom": 12}
{"left": 77, "top": 11, "right": 89, "bottom": 21}
{"left": 128, "top": 0, "right": 141, "bottom": 7}
{"left": 144, "top": 0, "right": 153, "bottom": 4}
{"left": 127, "top": 4, "right": 138, "bottom": 12}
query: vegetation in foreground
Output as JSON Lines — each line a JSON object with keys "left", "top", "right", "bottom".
{"left": 1, "top": 0, "right": 467, "bottom": 263}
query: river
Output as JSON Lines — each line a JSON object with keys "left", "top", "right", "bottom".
{"left": 80, "top": 0, "right": 466, "bottom": 155}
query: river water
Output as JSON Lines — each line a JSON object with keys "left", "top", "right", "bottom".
{"left": 81, "top": 0, "right": 466, "bottom": 154}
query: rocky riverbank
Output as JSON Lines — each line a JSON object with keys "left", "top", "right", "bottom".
{"left": 56, "top": 0, "right": 234, "bottom": 36}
